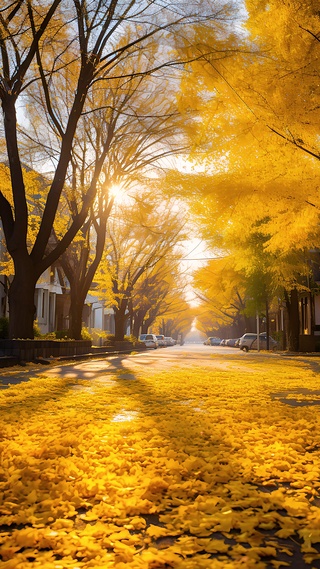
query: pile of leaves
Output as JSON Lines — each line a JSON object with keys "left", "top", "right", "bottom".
{"left": 1, "top": 355, "right": 320, "bottom": 568}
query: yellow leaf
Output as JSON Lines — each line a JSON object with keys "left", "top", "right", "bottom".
{"left": 146, "top": 524, "right": 170, "bottom": 538}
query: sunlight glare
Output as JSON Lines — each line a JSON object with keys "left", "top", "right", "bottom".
{"left": 108, "top": 183, "right": 126, "bottom": 203}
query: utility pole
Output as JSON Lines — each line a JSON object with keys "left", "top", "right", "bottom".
{"left": 266, "top": 298, "right": 270, "bottom": 350}
{"left": 256, "top": 312, "right": 260, "bottom": 351}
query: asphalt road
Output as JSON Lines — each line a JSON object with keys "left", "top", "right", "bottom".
{"left": 0, "top": 342, "right": 316, "bottom": 387}
{"left": 0, "top": 342, "right": 266, "bottom": 386}
{"left": 32, "top": 342, "right": 255, "bottom": 381}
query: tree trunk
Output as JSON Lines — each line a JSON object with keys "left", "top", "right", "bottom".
{"left": 141, "top": 322, "right": 149, "bottom": 334}
{"left": 114, "top": 300, "right": 129, "bottom": 341}
{"left": 58, "top": 212, "right": 109, "bottom": 341}
{"left": 143, "top": 315, "right": 155, "bottom": 332}
{"left": 285, "top": 288, "right": 300, "bottom": 352}
{"left": 8, "top": 263, "right": 37, "bottom": 339}
{"left": 159, "top": 319, "right": 166, "bottom": 336}
{"left": 265, "top": 298, "right": 270, "bottom": 350}
{"left": 68, "top": 287, "right": 87, "bottom": 340}
{"left": 132, "top": 310, "right": 145, "bottom": 339}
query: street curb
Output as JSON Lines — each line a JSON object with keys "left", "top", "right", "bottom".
{"left": 0, "top": 346, "right": 148, "bottom": 369}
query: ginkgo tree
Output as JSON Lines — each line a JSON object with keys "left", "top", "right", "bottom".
{"left": 0, "top": 0, "right": 235, "bottom": 339}
{"left": 178, "top": 0, "right": 320, "bottom": 163}
{"left": 93, "top": 193, "right": 187, "bottom": 341}
{"left": 130, "top": 257, "right": 187, "bottom": 339}
{"left": 184, "top": 173, "right": 316, "bottom": 349}
{"left": 243, "top": 0, "right": 320, "bottom": 161}
{"left": 53, "top": 64, "right": 185, "bottom": 340}
{"left": 165, "top": 2, "right": 320, "bottom": 349}
{"left": 154, "top": 294, "right": 195, "bottom": 341}
{"left": 0, "top": 163, "right": 44, "bottom": 316}
{"left": 175, "top": 0, "right": 320, "bottom": 211}
{"left": 193, "top": 256, "right": 254, "bottom": 337}
{"left": 194, "top": 304, "right": 224, "bottom": 338}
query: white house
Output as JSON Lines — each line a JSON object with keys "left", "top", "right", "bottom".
{"left": 34, "top": 267, "right": 64, "bottom": 334}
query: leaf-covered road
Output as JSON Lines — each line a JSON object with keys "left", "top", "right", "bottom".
{"left": 1, "top": 346, "right": 320, "bottom": 568}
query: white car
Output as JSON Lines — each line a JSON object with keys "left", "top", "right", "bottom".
{"left": 156, "top": 335, "right": 166, "bottom": 347}
{"left": 239, "top": 333, "right": 278, "bottom": 352}
{"left": 204, "top": 337, "right": 222, "bottom": 346}
{"left": 139, "top": 334, "right": 158, "bottom": 349}
{"left": 164, "top": 337, "right": 175, "bottom": 346}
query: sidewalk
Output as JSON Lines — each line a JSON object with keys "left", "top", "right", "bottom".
{"left": 0, "top": 345, "right": 147, "bottom": 387}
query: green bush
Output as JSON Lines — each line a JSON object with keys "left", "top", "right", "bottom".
{"left": 91, "top": 329, "right": 111, "bottom": 346}
{"left": 34, "top": 323, "right": 70, "bottom": 340}
{"left": 55, "top": 330, "right": 71, "bottom": 340}
{"left": 81, "top": 328, "right": 116, "bottom": 346}
{"left": 0, "top": 317, "right": 9, "bottom": 339}
{"left": 80, "top": 326, "right": 92, "bottom": 341}
{"left": 125, "top": 334, "right": 139, "bottom": 345}
{"left": 33, "top": 320, "right": 42, "bottom": 338}
{"left": 43, "top": 332, "right": 56, "bottom": 339}
{"left": 104, "top": 333, "right": 115, "bottom": 346}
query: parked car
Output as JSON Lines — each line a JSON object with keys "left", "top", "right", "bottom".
{"left": 139, "top": 334, "right": 158, "bottom": 349}
{"left": 220, "top": 339, "right": 227, "bottom": 346}
{"left": 225, "top": 338, "right": 240, "bottom": 347}
{"left": 156, "top": 335, "right": 166, "bottom": 347}
{"left": 239, "top": 333, "right": 256, "bottom": 351}
{"left": 254, "top": 334, "right": 278, "bottom": 351}
{"left": 164, "top": 337, "right": 175, "bottom": 346}
{"left": 239, "top": 333, "right": 278, "bottom": 352}
{"left": 204, "top": 337, "right": 222, "bottom": 346}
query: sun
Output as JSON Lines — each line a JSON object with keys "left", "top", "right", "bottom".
{"left": 107, "top": 183, "right": 137, "bottom": 206}
{"left": 108, "top": 183, "right": 124, "bottom": 200}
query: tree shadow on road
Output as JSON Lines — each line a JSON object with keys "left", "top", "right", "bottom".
{"left": 1, "top": 354, "right": 320, "bottom": 568}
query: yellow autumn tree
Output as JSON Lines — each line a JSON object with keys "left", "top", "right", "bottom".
{"left": 193, "top": 256, "right": 254, "bottom": 336}
{"left": 164, "top": 4, "right": 320, "bottom": 349}
{"left": 130, "top": 256, "right": 189, "bottom": 339}
{"left": 173, "top": 0, "right": 320, "bottom": 248}
{"left": 153, "top": 293, "right": 195, "bottom": 341}
{"left": 1, "top": 0, "right": 235, "bottom": 339}
{"left": 0, "top": 163, "right": 45, "bottom": 276}
{"left": 93, "top": 190, "right": 187, "bottom": 341}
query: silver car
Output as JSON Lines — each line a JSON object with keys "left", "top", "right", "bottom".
{"left": 239, "top": 333, "right": 278, "bottom": 352}
{"left": 156, "top": 335, "right": 166, "bottom": 347}
{"left": 139, "top": 333, "right": 158, "bottom": 349}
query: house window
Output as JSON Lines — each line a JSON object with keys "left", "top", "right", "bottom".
{"left": 40, "top": 289, "right": 48, "bottom": 322}
{"left": 42, "top": 290, "right": 45, "bottom": 318}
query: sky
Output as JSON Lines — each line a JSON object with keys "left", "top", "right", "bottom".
{"left": 180, "top": 238, "right": 216, "bottom": 306}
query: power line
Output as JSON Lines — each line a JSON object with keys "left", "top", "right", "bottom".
{"left": 181, "top": 257, "right": 217, "bottom": 261}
